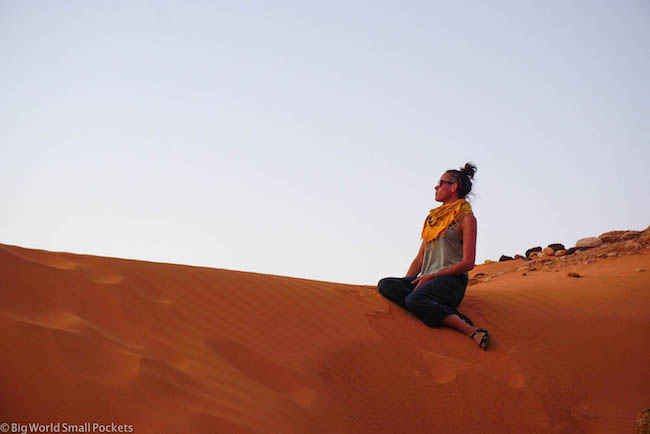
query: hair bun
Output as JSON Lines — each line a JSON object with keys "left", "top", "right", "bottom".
{"left": 460, "top": 162, "right": 477, "bottom": 180}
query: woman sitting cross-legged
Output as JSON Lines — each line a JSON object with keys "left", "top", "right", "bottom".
{"left": 377, "top": 162, "right": 490, "bottom": 350}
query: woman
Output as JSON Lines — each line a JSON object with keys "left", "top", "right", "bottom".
{"left": 377, "top": 162, "right": 489, "bottom": 350}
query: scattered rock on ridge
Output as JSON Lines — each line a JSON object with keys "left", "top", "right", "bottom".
{"left": 542, "top": 247, "right": 556, "bottom": 257}
{"left": 467, "top": 224, "right": 649, "bottom": 282}
{"left": 598, "top": 231, "right": 625, "bottom": 243}
{"left": 575, "top": 237, "right": 603, "bottom": 249}
{"left": 637, "top": 227, "right": 650, "bottom": 245}
{"left": 599, "top": 230, "right": 641, "bottom": 243}
{"left": 623, "top": 240, "right": 642, "bottom": 250}
{"left": 622, "top": 231, "right": 640, "bottom": 240}
{"left": 526, "top": 247, "right": 542, "bottom": 258}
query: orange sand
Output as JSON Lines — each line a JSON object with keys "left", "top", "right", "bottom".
{"left": 1, "top": 243, "right": 649, "bottom": 433}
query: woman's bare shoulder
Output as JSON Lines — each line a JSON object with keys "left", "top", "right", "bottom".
{"left": 457, "top": 213, "right": 476, "bottom": 239}
{"left": 457, "top": 213, "right": 476, "bottom": 225}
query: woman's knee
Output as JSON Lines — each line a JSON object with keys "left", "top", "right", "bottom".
{"left": 377, "top": 277, "right": 405, "bottom": 299}
{"left": 377, "top": 277, "right": 397, "bottom": 290}
{"left": 377, "top": 278, "right": 390, "bottom": 295}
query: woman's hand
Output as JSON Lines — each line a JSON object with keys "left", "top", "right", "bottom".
{"left": 412, "top": 273, "right": 438, "bottom": 290}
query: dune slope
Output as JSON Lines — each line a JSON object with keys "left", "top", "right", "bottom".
{"left": 1, "top": 243, "right": 649, "bottom": 433}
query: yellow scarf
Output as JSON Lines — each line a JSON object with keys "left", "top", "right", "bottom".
{"left": 421, "top": 199, "right": 473, "bottom": 251}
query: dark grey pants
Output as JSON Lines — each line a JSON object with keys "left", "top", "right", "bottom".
{"left": 377, "top": 274, "right": 469, "bottom": 327}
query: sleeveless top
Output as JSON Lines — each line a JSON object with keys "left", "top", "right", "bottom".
{"left": 419, "top": 218, "right": 467, "bottom": 277}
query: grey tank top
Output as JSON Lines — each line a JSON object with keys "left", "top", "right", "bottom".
{"left": 419, "top": 220, "right": 467, "bottom": 277}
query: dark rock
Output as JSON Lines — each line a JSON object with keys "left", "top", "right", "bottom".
{"left": 474, "top": 273, "right": 486, "bottom": 277}
{"left": 547, "top": 243, "right": 565, "bottom": 251}
{"left": 499, "top": 255, "right": 514, "bottom": 262}
{"left": 525, "top": 247, "right": 542, "bottom": 258}
{"left": 565, "top": 247, "right": 577, "bottom": 255}
{"left": 568, "top": 272, "right": 581, "bottom": 278}
{"left": 514, "top": 254, "right": 524, "bottom": 260}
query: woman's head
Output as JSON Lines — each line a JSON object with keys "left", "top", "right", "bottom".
{"left": 435, "top": 162, "right": 477, "bottom": 203}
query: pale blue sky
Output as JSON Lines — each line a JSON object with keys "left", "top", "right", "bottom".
{"left": 2, "top": 1, "right": 649, "bottom": 285}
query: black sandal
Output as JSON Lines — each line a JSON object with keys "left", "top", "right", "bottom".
{"left": 471, "top": 329, "right": 490, "bottom": 351}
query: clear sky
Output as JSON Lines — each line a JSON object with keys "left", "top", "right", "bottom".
{"left": 2, "top": 1, "right": 649, "bottom": 285}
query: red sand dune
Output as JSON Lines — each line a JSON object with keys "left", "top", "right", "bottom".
{"left": 1, "top": 243, "right": 649, "bottom": 433}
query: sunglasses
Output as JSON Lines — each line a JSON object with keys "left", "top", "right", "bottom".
{"left": 436, "top": 180, "right": 456, "bottom": 188}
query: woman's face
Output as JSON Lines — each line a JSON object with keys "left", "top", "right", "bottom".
{"left": 434, "top": 173, "right": 458, "bottom": 202}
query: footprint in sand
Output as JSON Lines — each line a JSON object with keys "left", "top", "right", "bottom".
{"left": 205, "top": 337, "right": 315, "bottom": 409}
{"left": 420, "top": 351, "right": 473, "bottom": 384}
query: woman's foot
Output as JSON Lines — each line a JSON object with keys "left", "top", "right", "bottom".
{"left": 471, "top": 328, "right": 490, "bottom": 350}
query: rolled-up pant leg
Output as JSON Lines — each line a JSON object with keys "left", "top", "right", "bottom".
{"left": 377, "top": 276, "right": 417, "bottom": 310}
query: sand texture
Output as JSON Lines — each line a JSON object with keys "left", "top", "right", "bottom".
{"left": 1, "top": 243, "right": 649, "bottom": 433}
